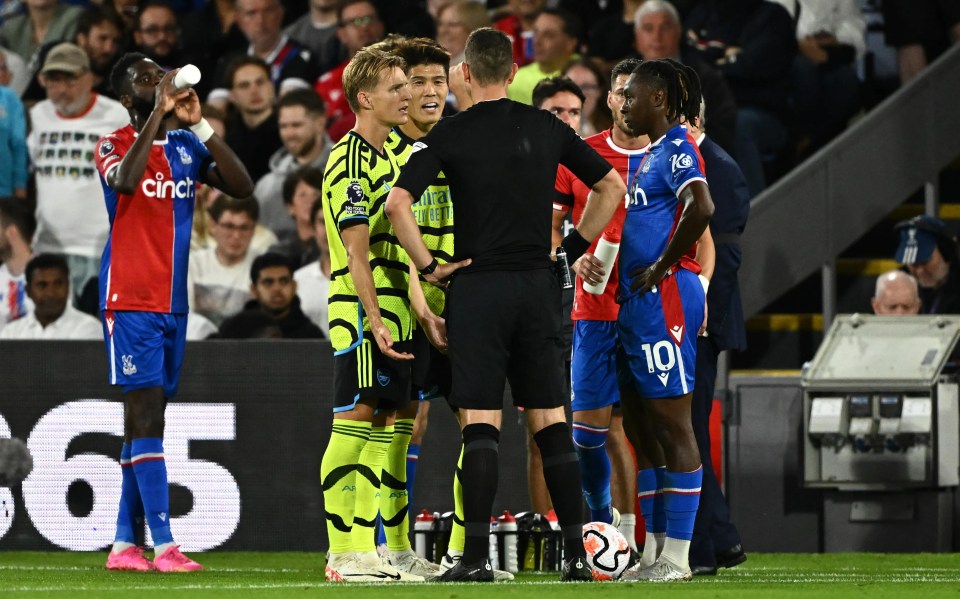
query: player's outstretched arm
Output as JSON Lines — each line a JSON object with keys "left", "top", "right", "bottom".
{"left": 561, "top": 168, "right": 625, "bottom": 264}
{"left": 108, "top": 70, "right": 186, "bottom": 194}
{"left": 341, "top": 223, "right": 414, "bottom": 361}
{"left": 631, "top": 180, "right": 715, "bottom": 294}
{"left": 385, "top": 186, "right": 470, "bottom": 284}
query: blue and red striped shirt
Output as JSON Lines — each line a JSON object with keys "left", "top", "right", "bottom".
{"left": 94, "top": 125, "right": 212, "bottom": 314}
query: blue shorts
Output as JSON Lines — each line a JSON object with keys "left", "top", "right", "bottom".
{"left": 102, "top": 310, "right": 188, "bottom": 398}
{"left": 571, "top": 320, "right": 620, "bottom": 412}
{"left": 617, "top": 268, "right": 704, "bottom": 398}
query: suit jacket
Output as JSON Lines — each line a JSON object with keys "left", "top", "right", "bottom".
{"left": 700, "top": 135, "right": 750, "bottom": 352}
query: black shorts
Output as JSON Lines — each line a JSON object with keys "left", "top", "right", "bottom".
{"left": 333, "top": 338, "right": 412, "bottom": 413}
{"left": 883, "top": 0, "right": 960, "bottom": 46}
{"left": 447, "top": 268, "right": 566, "bottom": 411}
{"left": 411, "top": 326, "right": 452, "bottom": 401}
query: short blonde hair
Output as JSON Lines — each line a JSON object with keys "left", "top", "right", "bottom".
{"left": 342, "top": 47, "right": 407, "bottom": 114}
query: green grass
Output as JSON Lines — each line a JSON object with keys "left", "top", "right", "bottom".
{"left": 2, "top": 552, "right": 960, "bottom": 597}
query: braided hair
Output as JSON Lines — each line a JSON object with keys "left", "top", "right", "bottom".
{"left": 631, "top": 58, "right": 702, "bottom": 125}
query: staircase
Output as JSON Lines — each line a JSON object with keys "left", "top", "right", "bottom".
{"left": 734, "top": 191, "right": 960, "bottom": 369}
{"left": 729, "top": 44, "right": 960, "bottom": 370}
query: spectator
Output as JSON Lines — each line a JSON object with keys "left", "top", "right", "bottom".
{"left": 882, "top": 0, "right": 960, "bottom": 84}
{"left": 587, "top": 0, "right": 643, "bottom": 69}
{"left": 253, "top": 88, "right": 332, "bottom": 238}
{"left": 0, "top": 58, "right": 26, "bottom": 199}
{"left": 507, "top": 8, "right": 580, "bottom": 105}
{"left": 633, "top": 0, "right": 738, "bottom": 154}
{"left": 871, "top": 270, "right": 921, "bottom": 316}
{"left": 187, "top": 311, "right": 219, "bottom": 339}
{"left": 893, "top": 215, "right": 960, "bottom": 315}
{"left": 28, "top": 43, "right": 128, "bottom": 302}
{"left": 0, "top": 0, "right": 83, "bottom": 64}
{"left": 191, "top": 103, "right": 279, "bottom": 256}
{"left": 293, "top": 198, "right": 329, "bottom": 336}
{"left": 284, "top": 0, "right": 340, "bottom": 72}
{"left": 220, "top": 251, "right": 323, "bottom": 338}
{"left": 493, "top": 0, "right": 545, "bottom": 68}
{"left": 214, "top": 308, "right": 282, "bottom": 338}
{"left": 562, "top": 57, "right": 610, "bottom": 137}
{"left": 133, "top": 2, "right": 198, "bottom": 82}
{"left": 685, "top": 0, "right": 796, "bottom": 197}
{"left": 314, "top": 0, "right": 385, "bottom": 142}
{"left": 0, "top": 46, "right": 29, "bottom": 96}
{"left": 188, "top": 195, "right": 263, "bottom": 326}
{"left": 75, "top": 5, "right": 124, "bottom": 99}
{"left": 0, "top": 253, "right": 101, "bottom": 339}
{"left": 435, "top": 0, "right": 491, "bottom": 66}
{"left": 179, "top": 0, "right": 247, "bottom": 70}
{"left": 208, "top": 0, "right": 316, "bottom": 108}
{"left": 267, "top": 166, "right": 323, "bottom": 268}
{"left": 106, "top": 0, "right": 140, "bottom": 32}
{"left": 0, "top": 198, "right": 35, "bottom": 332}
{"left": 789, "top": 0, "right": 864, "bottom": 158}
{"left": 223, "top": 56, "right": 282, "bottom": 182}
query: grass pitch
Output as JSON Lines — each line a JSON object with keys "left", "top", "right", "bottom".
{"left": 3, "top": 552, "right": 960, "bottom": 597}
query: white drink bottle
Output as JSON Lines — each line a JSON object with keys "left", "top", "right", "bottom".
{"left": 583, "top": 232, "right": 620, "bottom": 295}
{"left": 173, "top": 64, "right": 202, "bottom": 91}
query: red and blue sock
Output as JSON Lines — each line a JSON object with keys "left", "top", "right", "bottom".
{"left": 572, "top": 422, "right": 613, "bottom": 523}
{"left": 114, "top": 442, "right": 144, "bottom": 544}
{"left": 130, "top": 438, "right": 173, "bottom": 546}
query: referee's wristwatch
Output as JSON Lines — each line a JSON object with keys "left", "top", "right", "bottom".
{"left": 419, "top": 258, "right": 439, "bottom": 277}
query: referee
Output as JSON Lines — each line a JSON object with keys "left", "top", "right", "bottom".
{"left": 385, "top": 28, "right": 626, "bottom": 582}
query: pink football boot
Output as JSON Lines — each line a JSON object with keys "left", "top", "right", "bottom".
{"left": 105, "top": 546, "right": 155, "bottom": 572}
{"left": 153, "top": 546, "right": 204, "bottom": 572}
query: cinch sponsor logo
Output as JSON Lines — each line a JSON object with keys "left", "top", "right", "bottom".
{"left": 141, "top": 173, "right": 195, "bottom": 199}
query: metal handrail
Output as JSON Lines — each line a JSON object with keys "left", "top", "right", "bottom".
{"left": 739, "top": 43, "right": 960, "bottom": 326}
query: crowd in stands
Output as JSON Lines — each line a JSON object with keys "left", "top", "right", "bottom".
{"left": 0, "top": 0, "right": 958, "bottom": 340}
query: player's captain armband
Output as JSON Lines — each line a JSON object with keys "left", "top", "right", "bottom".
{"left": 698, "top": 274, "right": 710, "bottom": 295}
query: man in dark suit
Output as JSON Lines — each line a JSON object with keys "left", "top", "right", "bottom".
{"left": 686, "top": 107, "right": 750, "bottom": 576}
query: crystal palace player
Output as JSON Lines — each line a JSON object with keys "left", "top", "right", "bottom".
{"left": 552, "top": 58, "right": 649, "bottom": 536}
{"left": 616, "top": 59, "right": 713, "bottom": 583}
{"left": 96, "top": 53, "right": 253, "bottom": 572}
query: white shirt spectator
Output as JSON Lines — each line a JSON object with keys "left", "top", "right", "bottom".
{"left": 28, "top": 93, "right": 128, "bottom": 258}
{"left": 187, "top": 311, "right": 218, "bottom": 340}
{"left": 188, "top": 245, "right": 256, "bottom": 326}
{"left": 0, "top": 304, "right": 100, "bottom": 339}
{"left": 294, "top": 260, "right": 329, "bottom": 336}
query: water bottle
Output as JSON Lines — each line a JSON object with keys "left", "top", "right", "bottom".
{"left": 497, "top": 511, "right": 519, "bottom": 573}
{"left": 488, "top": 517, "right": 499, "bottom": 568}
{"left": 530, "top": 514, "right": 545, "bottom": 571}
{"left": 173, "top": 64, "right": 202, "bottom": 91}
{"left": 435, "top": 511, "right": 453, "bottom": 562}
{"left": 515, "top": 511, "right": 536, "bottom": 570}
{"left": 414, "top": 510, "right": 436, "bottom": 561}
{"left": 543, "top": 510, "right": 562, "bottom": 570}
{"left": 583, "top": 232, "right": 620, "bottom": 295}
{"left": 555, "top": 247, "right": 573, "bottom": 289}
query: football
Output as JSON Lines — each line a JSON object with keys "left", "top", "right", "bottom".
{"left": 582, "top": 521, "right": 631, "bottom": 580}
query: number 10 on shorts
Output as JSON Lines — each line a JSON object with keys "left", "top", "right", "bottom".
{"left": 640, "top": 340, "right": 677, "bottom": 374}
